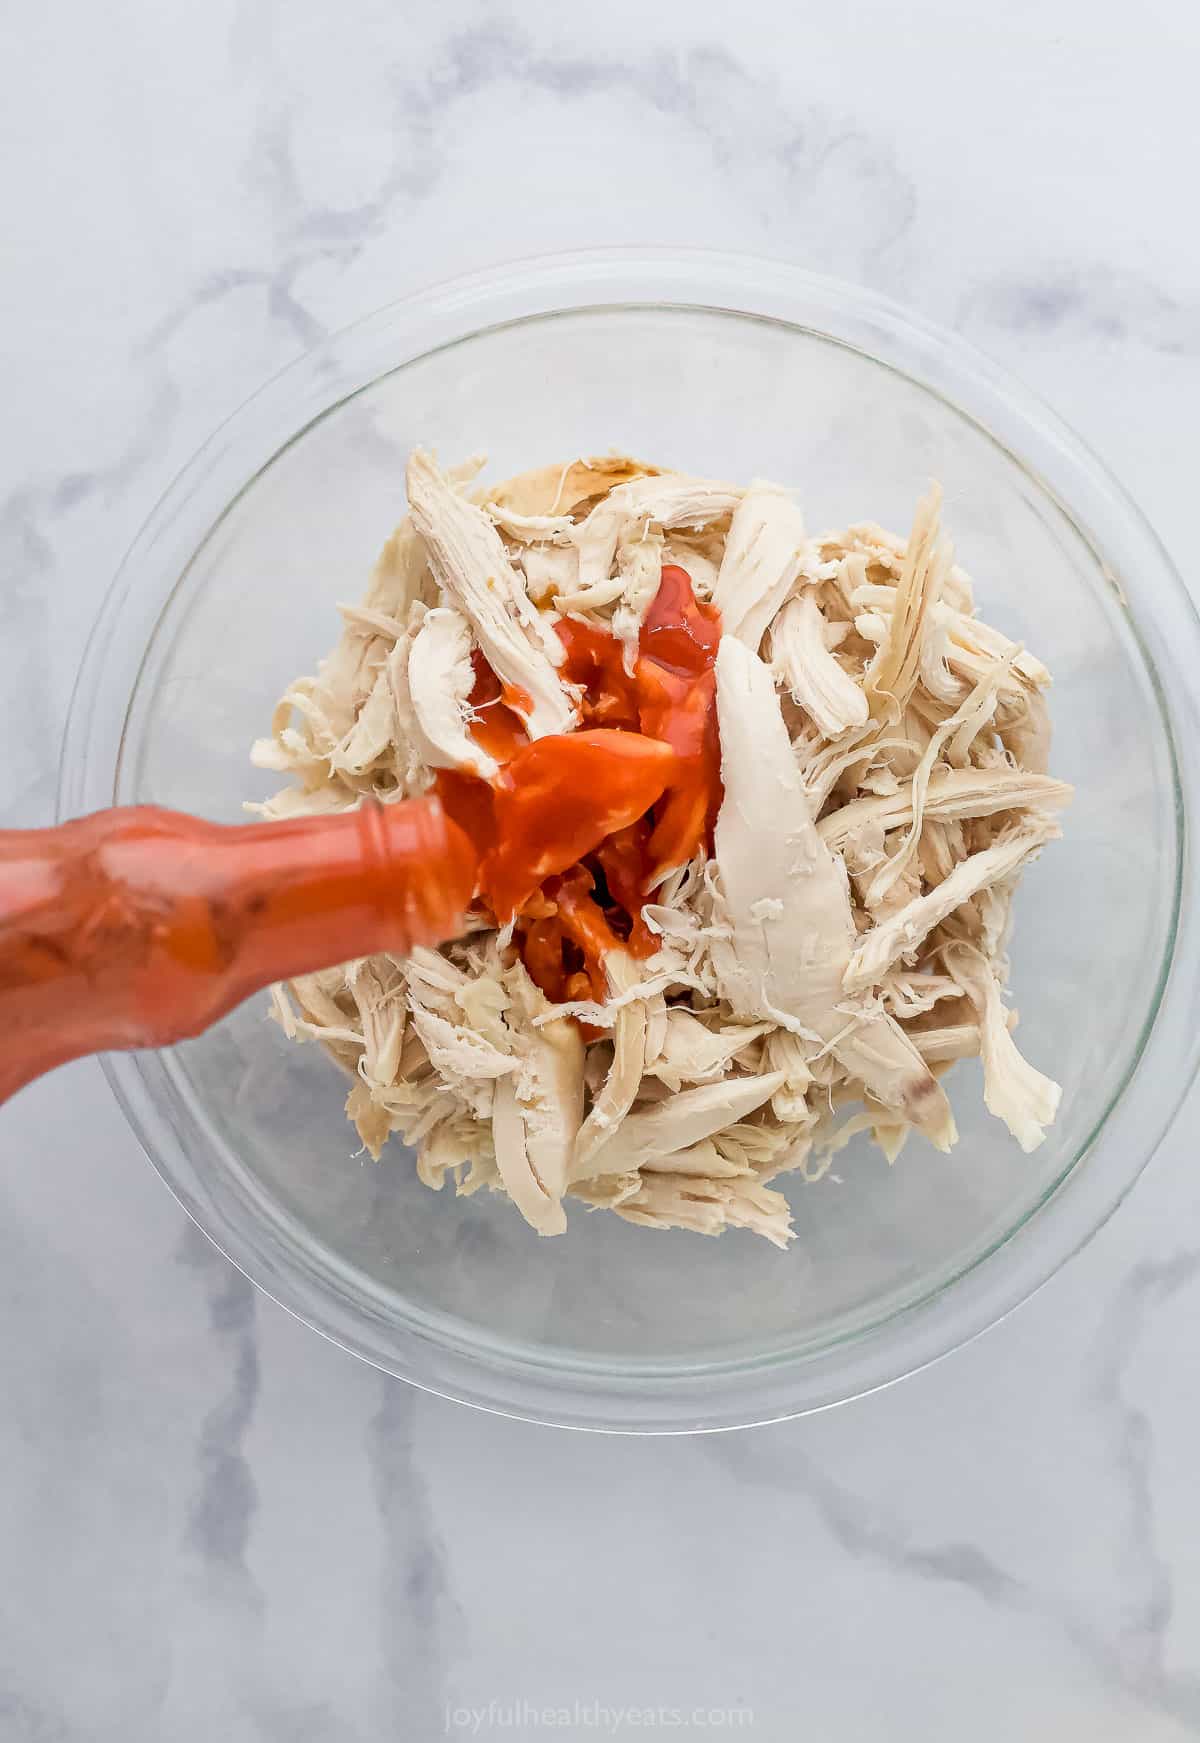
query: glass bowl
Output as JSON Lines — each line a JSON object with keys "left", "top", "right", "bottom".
{"left": 60, "top": 251, "right": 1200, "bottom": 1432}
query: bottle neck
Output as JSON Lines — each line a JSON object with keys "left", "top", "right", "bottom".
{"left": 221, "top": 798, "right": 476, "bottom": 991}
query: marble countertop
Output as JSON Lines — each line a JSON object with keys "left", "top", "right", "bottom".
{"left": 5, "top": 2, "right": 1200, "bottom": 1737}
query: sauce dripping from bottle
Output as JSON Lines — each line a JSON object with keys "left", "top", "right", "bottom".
{"left": 436, "top": 563, "right": 723, "bottom": 1012}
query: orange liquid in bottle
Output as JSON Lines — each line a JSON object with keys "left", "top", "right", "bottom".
{"left": 0, "top": 797, "right": 477, "bottom": 1103}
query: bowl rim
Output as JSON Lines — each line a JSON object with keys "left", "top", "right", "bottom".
{"left": 59, "top": 247, "right": 1200, "bottom": 1432}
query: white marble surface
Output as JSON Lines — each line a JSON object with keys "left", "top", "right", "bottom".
{"left": 4, "top": 2, "right": 1200, "bottom": 1737}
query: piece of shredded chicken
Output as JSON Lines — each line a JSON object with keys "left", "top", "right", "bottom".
{"left": 254, "top": 451, "right": 1070, "bottom": 1246}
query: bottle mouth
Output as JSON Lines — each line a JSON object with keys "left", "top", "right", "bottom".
{"left": 365, "top": 796, "right": 479, "bottom": 951}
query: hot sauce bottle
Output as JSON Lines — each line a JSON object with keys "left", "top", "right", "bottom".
{"left": 0, "top": 797, "right": 477, "bottom": 1102}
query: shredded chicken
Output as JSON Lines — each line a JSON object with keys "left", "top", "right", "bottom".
{"left": 255, "top": 451, "right": 1070, "bottom": 1245}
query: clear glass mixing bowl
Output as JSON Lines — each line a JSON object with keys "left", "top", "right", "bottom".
{"left": 60, "top": 251, "right": 1200, "bottom": 1431}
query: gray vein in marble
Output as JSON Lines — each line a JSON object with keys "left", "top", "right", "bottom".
{"left": 962, "top": 266, "right": 1200, "bottom": 355}
{"left": 704, "top": 1427, "right": 1036, "bottom": 1607}
{"left": 448, "top": 21, "right": 915, "bottom": 263}
{"left": 1, "top": 491, "right": 56, "bottom": 825}
{"left": 1090, "top": 1253, "right": 1200, "bottom": 1708}
{"left": 366, "top": 1380, "right": 460, "bottom": 1737}
{"left": 235, "top": 15, "right": 915, "bottom": 285}
{"left": 1, "top": 371, "right": 181, "bottom": 820}
{"left": 245, "top": 1692, "right": 348, "bottom": 1743}
{"left": 47, "top": 377, "right": 180, "bottom": 525}
{"left": 0, "top": 1690, "right": 68, "bottom": 1743}
{"left": 705, "top": 1429, "right": 1143, "bottom": 1717}
{"left": 142, "top": 262, "right": 327, "bottom": 356}
{"left": 1, "top": 489, "right": 55, "bottom": 578}
{"left": 179, "top": 1223, "right": 263, "bottom": 1600}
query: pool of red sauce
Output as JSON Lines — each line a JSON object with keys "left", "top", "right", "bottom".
{"left": 434, "top": 564, "right": 723, "bottom": 1016}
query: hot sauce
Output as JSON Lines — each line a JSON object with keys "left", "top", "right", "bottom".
{"left": 462, "top": 651, "right": 531, "bottom": 764}
{"left": 634, "top": 564, "right": 724, "bottom": 881}
{"left": 483, "top": 731, "right": 678, "bottom": 921}
{"left": 555, "top": 617, "right": 640, "bottom": 731}
{"left": 438, "top": 562, "right": 723, "bottom": 1013}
